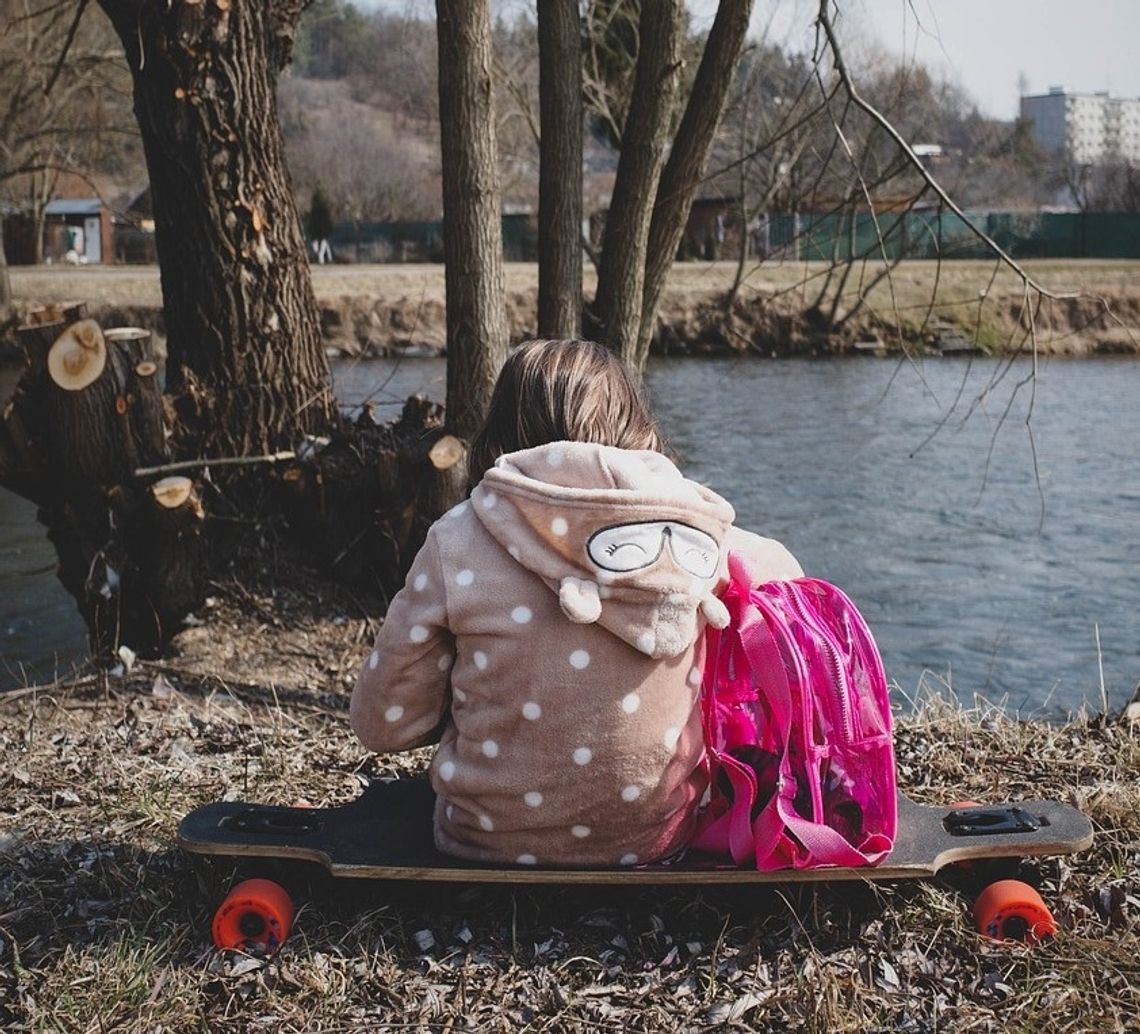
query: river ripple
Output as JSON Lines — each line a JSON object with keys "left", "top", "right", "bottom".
{"left": 3, "top": 355, "right": 1138, "bottom": 712}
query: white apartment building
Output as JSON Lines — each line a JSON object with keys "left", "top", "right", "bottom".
{"left": 1020, "top": 88, "right": 1140, "bottom": 164}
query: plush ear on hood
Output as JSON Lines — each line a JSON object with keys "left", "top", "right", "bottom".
{"left": 701, "top": 593, "right": 730, "bottom": 630}
{"left": 559, "top": 576, "right": 602, "bottom": 624}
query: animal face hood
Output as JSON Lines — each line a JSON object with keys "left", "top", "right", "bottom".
{"left": 471, "top": 442, "right": 735, "bottom": 658}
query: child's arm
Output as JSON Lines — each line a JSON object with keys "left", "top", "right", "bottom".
{"left": 351, "top": 527, "right": 455, "bottom": 753}
{"left": 725, "top": 525, "right": 804, "bottom": 580}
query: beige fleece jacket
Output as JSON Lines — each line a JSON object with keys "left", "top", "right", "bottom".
{"left": 351, "top": 442, "right": 802, "bottom": 867}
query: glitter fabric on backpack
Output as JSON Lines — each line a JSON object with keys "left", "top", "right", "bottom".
{"left": 692, "top": 553, "right": 896, "bottom": 869}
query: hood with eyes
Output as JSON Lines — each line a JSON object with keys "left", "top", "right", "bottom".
{"left": 471, "top": 442, "right": 735, "bottom": 659}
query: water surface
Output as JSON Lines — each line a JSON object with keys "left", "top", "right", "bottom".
{"left": 3, "top": 355, "right": 1137, "bottom": 712}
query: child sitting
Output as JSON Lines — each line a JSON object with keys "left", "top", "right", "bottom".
{"left": 351, "top": 339, "right": 801, "bottom": 866}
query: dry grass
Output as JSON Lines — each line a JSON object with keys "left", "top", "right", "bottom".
{"left": 9, "top": 259, "right": 1140, "bottom": 358}
{"left": 1, "top": 575, "right": 1137, "bottom": 1033}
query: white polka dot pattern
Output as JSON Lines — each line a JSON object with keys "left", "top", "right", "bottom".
{"left": 569, "top": 649, "right": 590, "bottom": 670}
{"left": 453, "top": 685, "right": 467, "bottom": 702}
{"left": 384, "top": 705, "right": 404, "bottom": 722}
{"left": 621, "top": 785, "right": 641, "bottom": 802}
{"left": 687, "top": 666, "right": 701, "bottom": 687}
{"left": 571, "top": 825, "right": 591, "bottom": 838}
{"left": 619, "top": 853, "right": 639, "bottom": 866}
{"left": 479, "top": 814, "right": 494, "bottom": 831}
{"left": 481, "top": 491, "right": 497, "bottom": 509}
{"left": 522, "top": 702, "right": 542, "bottom": 720}
{"left": 551, "top": 516, "right": 569, "bottom": 536}
{"left": 368, "top": 650, "right": 379, "bottom": 670}
{"left": 511, "top": 606, "right": 533, "bottom": 624}
{"left": 473, "top": 651, "right": 488, "bottom": 670}
{"left": 524, "top": 791, "right": 543, "bottom": 807}
{"left": 482, "top": 739, "right": 499, "bottom": 758}
{"left": 413, "top": 573, "right": 428, "bottom": 591}
{"left": 409, "top": 624, "right": 429, "bottom": 643}
{"left": 517, "top": 853, "right": 537, "bottom": 865}
{"left": 663, "top": 727, "right": 681, "bottom": 750}
{"left": 620, "top": 693, "right": 641, "bottom": 714}
{"left": 439, "top": 761, "right": 456, "bottom": 781}
{"left": 456, "top": 569, "right": 474, "bottom": 586}
{"left": 572, "top": 747, "right": 592, "bottom": 766}
{"left": 437, "top": 654, "right": 452, "bottom": 671}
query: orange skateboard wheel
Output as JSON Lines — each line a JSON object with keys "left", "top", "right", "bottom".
{"left": 212, "top": 878, "right": 295, "bottom": 952}
{"left": 974, "top": 879, "right": 1057, "bottom": 943}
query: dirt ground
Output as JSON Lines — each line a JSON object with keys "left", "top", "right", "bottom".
{"left": 1, "top": 567, "right": 1137, "bottom": 1032}
{"left": 8, "top": 259, "right": 1140, "bottom": 358}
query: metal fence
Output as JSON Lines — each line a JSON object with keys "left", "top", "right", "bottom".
{"left": 319, "top": 209, "right": 1138, "bottom": 265}
{"left": 774, "top": 210, "right": 1140, "bottom": 262}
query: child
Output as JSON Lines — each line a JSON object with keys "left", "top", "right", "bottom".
{"left": 351, "top": 339, "right": 801, "bottom": 867}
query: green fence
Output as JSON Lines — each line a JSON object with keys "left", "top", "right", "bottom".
{"left": 787, "top": 210, "right": 1140, "bottom": 262}
{"left": 328, "top": 213, "right": 537, "bottom": 263}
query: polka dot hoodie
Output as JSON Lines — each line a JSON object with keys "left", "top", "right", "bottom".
{"left": 350, "top": 442, "right": 802, "bottom": 867}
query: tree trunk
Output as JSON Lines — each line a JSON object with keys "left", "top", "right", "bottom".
{"left": 537, "top": 0, "right": 583, "bottom": 339}
{"left": 95, "top": 0, "right": 335, "bottom": 456}
{"left": 0, "top": 219, "right": 11, "bottom": 311}
{"left": 635, "top": 0, "right": 755, "bottom": 369}
{"left": 590, "top": 2, "right": 682, "bottom": 372}
{"left": 435, "top": 0, "right": 508, "bottom": 445}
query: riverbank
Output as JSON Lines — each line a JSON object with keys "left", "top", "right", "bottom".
{"left": 6, "top": 259, "right": 1140, "bottom": 359}
{"left": 1, "top": 572, "right": 1137, "bottom": 1031}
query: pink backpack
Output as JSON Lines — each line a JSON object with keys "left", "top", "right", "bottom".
{"left": 692, "top": 553, "right": 897, "bottom": 869}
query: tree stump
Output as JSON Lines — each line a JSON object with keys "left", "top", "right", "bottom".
{"left": 1, "top": 315, "right": 201, "bottom": 659}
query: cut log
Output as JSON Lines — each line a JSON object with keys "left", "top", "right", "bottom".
{"left": 428, "top": 434, "right": 465, "bottom": 471}
{"left": 47, "top": 319, "right": 107, "bottom": 391}
{"left": 151, "top": 475, "right": 195, "bottom": 510}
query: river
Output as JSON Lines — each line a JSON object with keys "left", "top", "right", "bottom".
{"left": 3, "top": 355, "right": 1138, "bottom": 713}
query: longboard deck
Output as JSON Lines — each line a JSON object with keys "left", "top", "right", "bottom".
{"left": 178, "top": 778, "right": 1093, "bottom": 884}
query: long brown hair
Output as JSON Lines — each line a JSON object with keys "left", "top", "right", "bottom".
{"left": 467, "top": 339, "right": 662, "bottom": 491}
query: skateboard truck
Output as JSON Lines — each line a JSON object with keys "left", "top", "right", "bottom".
{"left": 943, "top": 805, "right": 1042, "bottom": 837}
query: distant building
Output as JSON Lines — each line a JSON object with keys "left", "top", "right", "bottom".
{"left": 43, "top": 199, "right": 113, "bottom": 265}
{"left": 1021, "top": 87, "right": 1140, "bottom": 164}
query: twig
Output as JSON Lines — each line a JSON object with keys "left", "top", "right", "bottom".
{"left": 133, "top": 451, "right": 296, "bottom": 478}
{"left": 44, "top": 0, "right": 91, "bottom": 96}
{"left": 1095, "top": 623, "right": 1108, "bottom": 715}
{"left": 815, "top": 0, "right": 1078, "bottom": 303}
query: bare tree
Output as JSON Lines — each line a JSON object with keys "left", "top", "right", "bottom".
{"left": 537, "top": 0, "right": 582, "bottom": 338}
{"left": 633, "top": 0, "right": 755, "bottom": 369}
{"left": 0, "top": 0, "right": 135, "bottom": 272}
{"left": 589, "top": 2, "right": 683, "bottom": 362}
{"left": 435, "top": 0, "right": 508, "bottom": 443}
{"left": 280, "top": 78, "right": 440, "bottom": 224}
{"left": 93, "top": 0, "right": 335, "bottom": 455}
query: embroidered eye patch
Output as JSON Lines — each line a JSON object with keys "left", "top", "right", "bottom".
{"left": 586, "top": 521, "right": 720, "bottom": 579}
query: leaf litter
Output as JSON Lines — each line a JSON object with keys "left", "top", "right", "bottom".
{"left": 0, "top": 575, "right": 1138, "bottom": 1032}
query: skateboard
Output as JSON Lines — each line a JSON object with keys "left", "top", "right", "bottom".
{"left": 179, "top": 776, "right": 1093, "bottom": 953}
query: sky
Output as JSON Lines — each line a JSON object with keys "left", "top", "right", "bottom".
{"left": 363, "top": 1, "right": 1140, "bottom": 122}
{"left": 689, "top": 0, "right": 1140, "bottom": 120}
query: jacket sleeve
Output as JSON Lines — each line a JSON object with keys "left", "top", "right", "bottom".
{"left": 350, "top": 527, "right": 455, "bottom": 753}
{"left": 724, "top": 525, "right": 804, "bottom": 581}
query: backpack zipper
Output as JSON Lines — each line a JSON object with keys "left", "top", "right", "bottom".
{"left": 783, "top": 582, "right": 855, "bottom": 744}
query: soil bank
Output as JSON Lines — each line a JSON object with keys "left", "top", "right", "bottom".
{"left": 6, "top": 259, "right": 1139, "bottom": 362}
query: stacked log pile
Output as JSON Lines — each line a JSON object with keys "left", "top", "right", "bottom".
{"left": 0, "top": 305, "right": 204, "bottom": 655}
{"left": 0, "top": 307, "right": 464, "bottom": 663}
